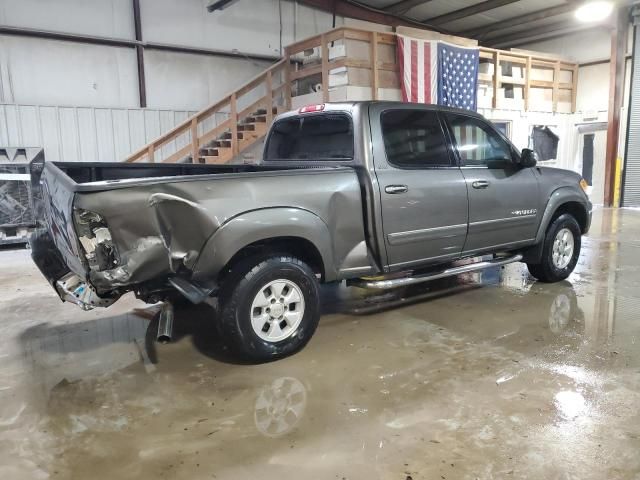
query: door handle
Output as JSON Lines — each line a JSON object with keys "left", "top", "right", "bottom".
{"left": 472, "top": 180, "right": 490, "bottom": 189}
{"left": 385, "top": 185, "right": 408, "bottom": 194}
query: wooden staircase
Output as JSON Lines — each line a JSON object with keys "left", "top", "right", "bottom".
{"left": 125, "top": 59, "right": 290, "bottom": 165}
{"left": 197, "top": 107, "right": 277, "bottom": 163}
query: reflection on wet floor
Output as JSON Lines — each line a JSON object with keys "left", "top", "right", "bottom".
{"left": 1, "top": 207, "right": 640, "bottom": 479}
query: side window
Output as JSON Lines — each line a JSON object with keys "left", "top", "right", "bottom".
{"left": 381, "top": 109, "right": 452, "bottom": 168}
{"left": 444, "top": 113, "right": 513, "bottom": 167}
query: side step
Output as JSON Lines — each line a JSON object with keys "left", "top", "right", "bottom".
{"left": 349, "top": 254, "right": 523, "bottom": 290}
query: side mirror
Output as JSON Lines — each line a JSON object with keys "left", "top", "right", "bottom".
{"left": 520, "top": 148, "right": 538, "bottom": 168}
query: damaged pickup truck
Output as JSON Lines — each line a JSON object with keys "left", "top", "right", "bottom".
{"left": 30, "top": 101, "right": 592, "bottom": 361}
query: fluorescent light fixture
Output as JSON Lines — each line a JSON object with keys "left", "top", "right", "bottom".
{"left": 575, "top": 1, "right": 614, "bottom": 22}
{"left": 207, "top": 0, "right": 240, "bottom": 12}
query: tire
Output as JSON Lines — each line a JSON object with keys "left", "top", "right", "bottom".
{"left": 527, "top": 213, "right": 581, "bottom": 283}
{"left": 218, "top": 254, "right": 320, "bottom": 362}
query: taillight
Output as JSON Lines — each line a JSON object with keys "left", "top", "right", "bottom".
{"left": 299, "top": 104, "right": 325, "bottom": 114}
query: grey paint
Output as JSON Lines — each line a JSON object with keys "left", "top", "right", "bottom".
{"left": 460, "top": 166, "right": 540, "bottom": 253}
{"left": 368, "top": 102, "right": 469, "bottom": 269}
{"left": 33, "top": 101, "right": 592, "bottom": 305}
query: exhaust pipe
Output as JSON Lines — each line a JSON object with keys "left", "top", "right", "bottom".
{"left": 157, "top": 302, "right": 174, "bottom": 343}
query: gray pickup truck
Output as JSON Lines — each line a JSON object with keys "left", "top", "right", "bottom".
{"left": 30, "top": 101, "right": 591, "bottom": 361}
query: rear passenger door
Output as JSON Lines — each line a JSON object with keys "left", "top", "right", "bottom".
{"left": 371, "top": 105, "right": 469, "bottom": 270}
{"left": 442, "top": 112, "right": 540, "bottom": 254}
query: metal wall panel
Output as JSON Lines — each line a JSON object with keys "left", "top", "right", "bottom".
{"left": 623, "top": 21, "right": 640, "bottom": 207}
{"left": 0, "top": 104, "right": 198, "bottom": 162}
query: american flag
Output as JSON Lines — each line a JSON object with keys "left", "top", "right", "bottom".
{"left": 397, "top": 36, "right": 480, "bottom": 110}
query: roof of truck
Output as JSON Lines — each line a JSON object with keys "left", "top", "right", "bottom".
{"left": 277, "top": 101, "right": 485, "bottom": 120}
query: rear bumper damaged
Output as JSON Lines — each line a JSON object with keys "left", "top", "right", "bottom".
{"left": 29, "top": 229, "right": 116, "bottom": 310}
{"left": 34, "top": 187, "right": 221, "bottom": 310}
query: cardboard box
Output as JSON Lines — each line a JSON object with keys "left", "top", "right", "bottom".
{"left": 479, "top": 62, "right": 494, "bottom": 76}
{"left": 498, "top": 86, "right": 524, "bottom": 100}
{"left": 528, "top": 87, "right": 553, "bottom": 111}
{"left": 477, "top": 84, "right": 493, "bottom": 109}
{"left": 530, "top": 66, "right": 554, "bottom": 82}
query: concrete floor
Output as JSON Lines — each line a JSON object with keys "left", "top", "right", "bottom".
{"left": 1, "top": 208, "right": 639, "bottom": 479}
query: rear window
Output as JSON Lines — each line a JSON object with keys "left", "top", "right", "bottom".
{"left": 264, "top": 114, "right": 354, "bottom": 161}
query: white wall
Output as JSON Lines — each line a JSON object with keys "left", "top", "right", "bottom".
{"left": 141, "top": 0, "right": 340, "bottom": 57}
{"left": 0, "top": 0, "right": 343, "bottom": 160}
{"left": 576, "top": 63, "right": 610, "bottom": 113}
{"left": 0, "top": 35, "right": 139, "bottom": 108}
{"left": 519, "top": 28, "right": 612, "bottom": 63}
{"left": 0, "top": 0, "right": 341, "bottom": 113}
{"left": 0, "top": 0, "right": 134, "bottom": 39}
{"left": 0, "top": 103, "right": 200, "bottom": 162}
{"left": 144, "top": 50, "right": 272, "bottom": 111}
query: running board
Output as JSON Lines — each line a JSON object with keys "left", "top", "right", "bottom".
{"left": 350, "top": 254, "right": 523, "bottom": 290}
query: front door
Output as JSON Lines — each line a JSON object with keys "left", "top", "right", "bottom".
{"left": 442, "top": 112, "right": 540, "bottom": 254}
{"left": 371, "top": 105, "right": 469, "bottom": 270}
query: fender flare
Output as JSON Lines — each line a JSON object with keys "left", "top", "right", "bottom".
{"left": 535, "top": 187, "right": 591, "bottom": 244}
{"left": 191, "top": 207, "right": 337, "bottom": 281}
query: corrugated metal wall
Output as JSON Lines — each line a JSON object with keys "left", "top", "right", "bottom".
{"left": 623, "top": 17, "right": 640, "bottom": 207}
{"left": 0, "top": 104, "right": 236, "bottom": 162}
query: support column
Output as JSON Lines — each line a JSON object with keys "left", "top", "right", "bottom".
{"left": 604, "top": 6, "right": 629, "bottom": 206}
{"left": 133, "top": 0, "right": 147, "bottom": 108}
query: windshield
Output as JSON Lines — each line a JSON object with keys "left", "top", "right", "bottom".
{"left": 264, "top": 114, "right": 354, "bottom": 161}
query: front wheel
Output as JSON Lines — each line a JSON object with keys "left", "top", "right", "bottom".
{"left": 218, "top": 255, "right": 320, "bottom": 362}
{"left": 527, "top": 213, "right": 581, "bottom": 283}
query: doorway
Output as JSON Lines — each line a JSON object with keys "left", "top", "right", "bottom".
{"left": 578, "top": 127, "right": 607, "bottom": 205}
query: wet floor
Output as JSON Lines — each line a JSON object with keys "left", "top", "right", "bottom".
{"left": 1, "top": 207, "right": 640, "bottom": 479}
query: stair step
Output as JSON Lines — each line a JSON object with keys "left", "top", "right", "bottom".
{"left": 220, "top": 131, "right": 251, "bottom": 140}
{"left": 238, "top": 124, "right": 257, "bottom": 132}
{"left": 244, "top": 115, "right": 267, "bottom": 124}
{"left": 254, "top": 106, "right": 279, "bottom": 116}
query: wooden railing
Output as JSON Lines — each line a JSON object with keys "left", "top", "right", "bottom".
{"left": 125, "top": 58, "right": 288, "bottom": 163}
{"left": 124, "top": 26, "right": 579, "bottom": 164}
{"left": 477, "top": 47, "right": 578, "bottom": 112}
{"left": 285, "top": 27, "right": 398, "bottom": 102}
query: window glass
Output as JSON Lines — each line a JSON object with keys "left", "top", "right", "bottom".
{"left": 445, "top": 113, "right": 513, "bottom": 166}
{"left": 381, "top": 109, "right": 451, "bottom": 168}
{"left": 264, "top": 114, "right": 353, "bottom": 161}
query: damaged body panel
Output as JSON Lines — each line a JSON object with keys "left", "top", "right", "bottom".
{"left": 32, "top": 157, "right": 370, "bottom": 306}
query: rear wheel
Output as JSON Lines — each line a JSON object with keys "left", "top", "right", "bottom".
{"left": 218, "top": 254, "right": 320, "bottom": 362}
{"left": 527, "top": 213, "right": 581, "bottom": 283}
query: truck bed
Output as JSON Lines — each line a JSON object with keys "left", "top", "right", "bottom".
{"left": 32, "top": 159, "right": 373, "bottom": 305}
{"left": 51, "top": 161, "right": 334, "bottom": 191}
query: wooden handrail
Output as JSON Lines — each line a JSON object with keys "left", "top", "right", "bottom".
{"left": 125, "top": 57, "right": 287, "bottom": 163}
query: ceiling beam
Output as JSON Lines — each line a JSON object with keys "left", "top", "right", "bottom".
{"left": 296, "top": 0, "right": 448, "bottom": 32}
{"left": 384, "top": 0, "right": 435, "bottom": 16}
{"left": 466, "top": 1, "right": 578, "bottom": 38}
{"left": 422, "top": 0, "right": 522, "bottom": 26}
{"left": 487, "top": 20, "right": 608, "bottom": 48}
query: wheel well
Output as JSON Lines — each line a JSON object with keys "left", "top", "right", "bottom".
{"left": 552, "top": 201, "right": 589, "bottom": 233}
{"left": 220, "top": 236, "right": 325, "bottom": 282}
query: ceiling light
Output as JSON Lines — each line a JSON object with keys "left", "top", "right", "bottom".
{"left": 575, "top": 1, "right": 614, "bottom": 22}
{"left": 207, "top": 0, "right": 240, "bottom": 12}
